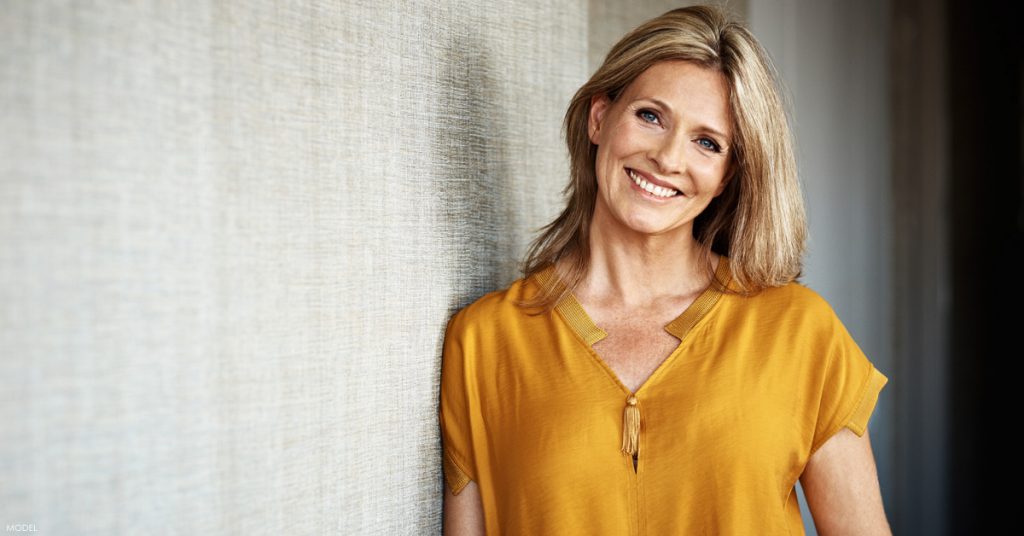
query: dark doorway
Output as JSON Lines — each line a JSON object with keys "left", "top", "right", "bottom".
{"left": 947, "top": 3, "right": 1022, "bottom": 534}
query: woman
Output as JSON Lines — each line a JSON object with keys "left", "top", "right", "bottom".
{"left": 440, "top": 5, "right": 891, "bottom": 535}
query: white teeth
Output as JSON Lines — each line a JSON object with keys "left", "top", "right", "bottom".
{"left": 628, "top": 169, "right": 678, "bottom": 198}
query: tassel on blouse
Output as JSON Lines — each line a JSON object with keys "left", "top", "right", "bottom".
{"left": 621, "top": 395, "right": 640, "bottom": 456}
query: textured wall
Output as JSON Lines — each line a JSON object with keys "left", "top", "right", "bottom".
{"left": 0, "top": 1, "right": 585, "bottom": 532}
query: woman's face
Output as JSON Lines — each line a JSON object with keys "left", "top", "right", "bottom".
{"left": 588, "top": 60, "right": 734, "bottom": 239}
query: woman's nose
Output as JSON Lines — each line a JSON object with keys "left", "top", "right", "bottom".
{"left": 648, "top": 129, "right": 688, "bottom": 175}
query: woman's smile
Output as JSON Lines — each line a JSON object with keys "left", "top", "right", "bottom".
{"left": 625, "top": 167, "right": 683, "bottom": 200}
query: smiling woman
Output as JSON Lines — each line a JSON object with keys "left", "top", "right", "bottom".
{"left": 440, "top": 4, "right": 891, "bottom": 535}
{"left": 588, "top": 60, "right": 734, "bottom": 236}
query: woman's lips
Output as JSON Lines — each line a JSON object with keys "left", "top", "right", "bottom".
{"left": 626, "top": 167, "right": 679, "bottom": 191}
{"left": 626, "top": 167, "right": 681, "bottom": 199}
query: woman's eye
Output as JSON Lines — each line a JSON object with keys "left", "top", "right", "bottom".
{"left": 697, "top": 137, "right": 721, "bottom": 152}
{"left": 637, "top": 109, "right": 660, "bottom": 124}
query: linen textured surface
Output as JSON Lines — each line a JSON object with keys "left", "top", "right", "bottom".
{"left": 439, "top": 256, "right": 889, "bottom": 535}
{"left": 0, "top": 0, "right": 586, "bottom": 533}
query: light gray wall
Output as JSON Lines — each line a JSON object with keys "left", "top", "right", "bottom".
{"left": 747, "top": 0, "right": 895, "bottom": 533}
{"left": 0, "top": 1, "right": 584, "bottom": 533}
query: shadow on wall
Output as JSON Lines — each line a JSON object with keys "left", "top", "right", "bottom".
{"left": 434, "top": 23, "right": 523, "bottom": 318}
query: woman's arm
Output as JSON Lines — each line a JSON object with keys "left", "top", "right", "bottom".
{"left": 443, "top": 479, "right": 485, "bottom": 536}
{"left": 800, "top": 427, "right": 893, "bottom": 535}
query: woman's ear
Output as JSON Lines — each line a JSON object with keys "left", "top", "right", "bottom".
{"left": 588, "top": 93, "right": 610, "bottom": 145}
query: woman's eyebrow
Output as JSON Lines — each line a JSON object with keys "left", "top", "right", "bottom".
{"left": 640, "top": 97, "right": 730, "bottom": 140}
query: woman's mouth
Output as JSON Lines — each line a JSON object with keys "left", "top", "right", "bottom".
{"left": 626, "top": 168, "right": 681, "bottom": 199}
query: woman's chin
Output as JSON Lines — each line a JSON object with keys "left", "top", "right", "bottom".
{"left": 593, "top": 199, "right": 693, "bottom": 238}
{"left": 619, "top": 218, "right": 688, "bottom": 238}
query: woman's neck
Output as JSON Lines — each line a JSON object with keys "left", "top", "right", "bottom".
{"left": 573, "top": 209, "right": 717, "bottom": 309}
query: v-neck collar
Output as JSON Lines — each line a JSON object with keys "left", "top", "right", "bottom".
{"left": 536, "top": 255, "right": 733, "bottom": 348}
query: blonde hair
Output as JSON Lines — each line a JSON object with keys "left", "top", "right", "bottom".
{"left": 517, "top": 4, "right": 806, "bottom": 313}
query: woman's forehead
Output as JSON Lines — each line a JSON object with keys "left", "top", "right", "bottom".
{"left": 623, "top": 61, "right": 733, "bottom": 135}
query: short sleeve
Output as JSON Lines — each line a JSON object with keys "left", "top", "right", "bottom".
{"left": 439, "top": 309, "right": 478, "bottom": 496}
{"left": 809, "top": 308, "right": 890, "bottom": 457}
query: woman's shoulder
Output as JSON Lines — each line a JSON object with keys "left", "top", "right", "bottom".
{"left": 730, "top": 277, "right": 843, "bottom": 325}
{"left": 445, "top": 272, "right": 537, "bottom": 336}
{"left": 760, "top": 278, "right": 834, "bottom": 307}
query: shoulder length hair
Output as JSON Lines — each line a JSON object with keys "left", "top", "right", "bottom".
{"left": 516, "top": 4, "right": 806, "bottom": 313}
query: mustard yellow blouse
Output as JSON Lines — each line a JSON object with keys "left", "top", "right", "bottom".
{"left": 439, "top": 256, "right": 889, "bottom": 535}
